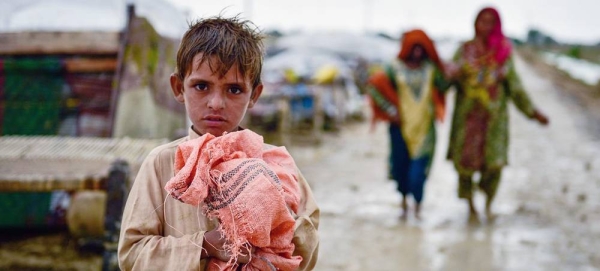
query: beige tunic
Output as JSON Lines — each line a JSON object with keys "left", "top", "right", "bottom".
{"left": 118, "top": 128, "right": 320, "bottom": 271}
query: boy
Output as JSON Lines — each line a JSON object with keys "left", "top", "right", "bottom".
{"left": 118, "top": 16, "right": 320, "bottom": 270}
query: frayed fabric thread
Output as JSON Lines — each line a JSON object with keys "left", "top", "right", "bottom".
{"left": 164, "top": 130, "right": 302, "bottom": 271}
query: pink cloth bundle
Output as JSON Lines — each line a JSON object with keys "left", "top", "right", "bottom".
{"left": 165, "top": 130, "right": 302, "bottom": 270}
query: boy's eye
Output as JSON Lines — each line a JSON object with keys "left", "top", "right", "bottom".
{"left": 194, "top": 83, "right": 208, "bottom": 91}
{"left": 229, "top": 87, "right": 243, "bottom": 95}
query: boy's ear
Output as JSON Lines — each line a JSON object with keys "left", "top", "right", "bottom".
{"left": 170, "top": 73, "right": 185, "bottom": 103}
{"left": 248, "top": 84, "right": 263, "bottom": 108}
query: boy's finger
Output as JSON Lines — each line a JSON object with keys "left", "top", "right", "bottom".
{"left": 236, "top": 245, "right": 254, "bottom": 263}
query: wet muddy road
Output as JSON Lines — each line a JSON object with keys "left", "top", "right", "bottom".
{"left": 289, "top": 55, "right": 600, "bottom": 271}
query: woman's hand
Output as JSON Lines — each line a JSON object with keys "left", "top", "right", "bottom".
{"left": 202, "top": 229, "right": 254, "bottom": 264}
{"left": 533, "top": 110, "right": 549, "bottom": 126}
{"left": 389, "top": 115, "right": 401, "bottom": 126}
{"left": 444, "top": 62, "right": 461, "bottom": 80}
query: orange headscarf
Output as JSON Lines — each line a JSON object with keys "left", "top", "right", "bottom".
{"left": 367, "top": 29, "right": 447, "bottom": 127}
{"left": 398, "top": 29, "right": 446, "bottom": 122}
{"left": 398, "top": 29, "right": 445, "bottom": 74}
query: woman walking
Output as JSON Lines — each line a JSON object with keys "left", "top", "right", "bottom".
{"left": 367, "top": 29, "right": 448, "bottom": 219}
{"left": 446, "top": 7, "right": 549, "bottom": 219}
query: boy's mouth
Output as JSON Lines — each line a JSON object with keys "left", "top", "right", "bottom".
{"left": 203, "top": 115, "right": 226, "bottom": 124}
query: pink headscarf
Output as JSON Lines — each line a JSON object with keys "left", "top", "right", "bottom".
{"left": 475, "top": 7, "right": 512, "bottom": 65}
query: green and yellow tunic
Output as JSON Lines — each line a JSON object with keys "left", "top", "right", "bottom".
{"left": 447, "top": 41, "right": 537, "bottom": 175}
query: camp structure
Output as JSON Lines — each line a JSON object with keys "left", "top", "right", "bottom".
{"left": 0, "top": 1, "right": 188, "bottom": 269}
{"left": 0, "top": 1, "right": 187, "bottom": 138}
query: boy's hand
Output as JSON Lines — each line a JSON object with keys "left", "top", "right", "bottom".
{"left": 202, "top": 229, "right": 254, "bottom": 264}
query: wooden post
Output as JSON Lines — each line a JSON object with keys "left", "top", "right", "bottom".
{"left": 277, "top": 95, "right": 291, "bottom": 146}
{"left": 102, "top": 159, "right": 129, "bottom": 271}
{"left": 103, "top": 159, "right": 129, "bottom": 243}
{"left": 333, "top": 82, "right": 346, "bottom": 129}
{"left": 108, "top": 4, "right": 135, "bottom": 137}
{"left": 312, "top": 86, "right": 323, "bottom": 144}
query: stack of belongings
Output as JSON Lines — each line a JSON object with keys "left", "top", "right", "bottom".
{"left": 164, "top": 129, "right": 302, "bottom": 270}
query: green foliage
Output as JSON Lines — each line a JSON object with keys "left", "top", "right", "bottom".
{"left": 526, "top": 28, "right": 557, "bottom": 46}
{"left": 510, "top": 38, "right": 524, "bottom": 45}
{"left": 566, "top": 46, "right": 582, "bottom": 59}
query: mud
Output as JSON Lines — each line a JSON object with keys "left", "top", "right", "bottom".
{"left": 292, "top": 54, "right": 600, "bottom": 271}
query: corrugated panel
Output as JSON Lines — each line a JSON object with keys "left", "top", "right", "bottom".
{"left": 0, "top": 136, "right": 165, "bottom": 163}
{"left": 0, "top": 136, "right": 167, "bottom": 192}
{"left": 0, "top": 31, "right": 120, "bottom": 56}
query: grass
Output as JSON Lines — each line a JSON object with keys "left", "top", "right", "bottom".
{"left": 532, "top": 44, "right": 600, "bottom": 65}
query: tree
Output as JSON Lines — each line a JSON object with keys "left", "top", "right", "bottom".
{"left": 526, "top": 29, "right": 558, "bottom": 46}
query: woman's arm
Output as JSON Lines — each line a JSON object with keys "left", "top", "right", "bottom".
{"left": 504, "top": 57, "right": 549, "bottom": 125}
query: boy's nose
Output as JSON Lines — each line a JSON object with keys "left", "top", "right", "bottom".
{"left": 207, "top": 91, "right": 225, "bottom": 109}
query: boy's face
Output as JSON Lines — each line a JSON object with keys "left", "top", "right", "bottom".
{"left": 170, "top": 53, "right": 262, "bottom": 136}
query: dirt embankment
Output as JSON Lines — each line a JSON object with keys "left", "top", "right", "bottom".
{"left": 0, "top": 228, "right": 102, "bottom": 271}
{"left": 517, "top": 47, "right": 600, "bottom": 135}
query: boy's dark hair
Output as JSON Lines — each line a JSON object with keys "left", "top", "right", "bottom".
{"left": 176, "top": 15, "right": 264, "bottom": 88}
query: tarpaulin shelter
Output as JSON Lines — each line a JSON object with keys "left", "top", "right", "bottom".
{"left": 0, "top": 0, "right": 188, "bottom": 139}
{"left": 0, "top": 2, "right": 188, "bottom": 268}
